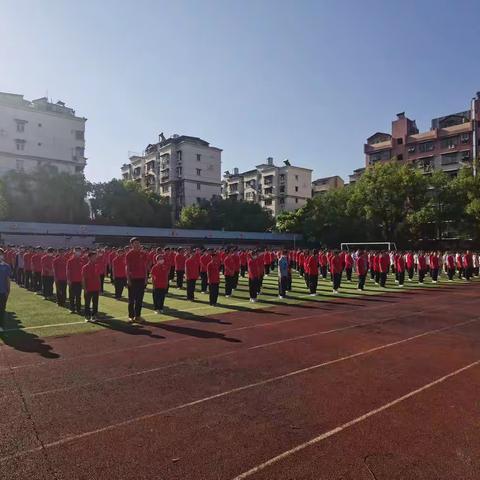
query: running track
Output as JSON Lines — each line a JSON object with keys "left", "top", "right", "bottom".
{"left": 1, "top": 283, "right": 480, "bottom": 479}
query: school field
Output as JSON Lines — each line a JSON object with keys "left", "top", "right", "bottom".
{"left": 2, "top": 273, "right": 480, "bottom": 479}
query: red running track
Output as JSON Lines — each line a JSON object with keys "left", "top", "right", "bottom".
{"left": 1, "top": 284, "right": 480, "bottom": 479}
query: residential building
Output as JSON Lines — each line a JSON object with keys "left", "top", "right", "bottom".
{"left": 363, "top": 92, "right": 480, "bottom": 177}
{"left": 0, "top": 92, "right": 87, "bottom": 176}
{"left": 222, "top": 157, "right": 312, "bottom": 216}
{"left": 348, "top": 167, "right": 365, "bottom": 184}
{"left": 312, "top": 175, "right": 344, "bottom": 196}
{"left": 121, "top": 133, "right": 222, "bottom": 219}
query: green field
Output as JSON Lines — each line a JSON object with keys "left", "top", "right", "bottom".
{"left": 0, "top": 271, "right": 472, "bottom": 342}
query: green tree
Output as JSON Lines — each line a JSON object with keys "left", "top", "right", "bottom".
{"left": 177, "top": 204, "right": 210, "bottom": 229}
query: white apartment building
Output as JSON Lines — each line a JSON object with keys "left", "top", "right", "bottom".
{"left": 122, "top": 133, "right": 222, "bottom": 219}
{"left": 222, "top": 157, "right": 312, "bottom": 216}
{"left": 0, "top": 92, "right": 87, "bottom": 176}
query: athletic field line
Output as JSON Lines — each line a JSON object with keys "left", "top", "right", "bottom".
{"left": 1, "top": 316, "right": 477, "bottom": 462}
{"left": 29, "top": 308, "right": 422, "bottom": 397}
{"left": 231, "top": 359, "right": 480, "bottom": 479}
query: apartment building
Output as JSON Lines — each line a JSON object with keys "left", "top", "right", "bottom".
{"left": 312, "top": 175, "right": 344, "bottom": 196}
{"left": 0, "top": 92, "right": 87, "bottom": 176}
{"left": 363, "top": 92, "right": 480, "bottom": 177}
{"left": 222, "top": 157, "right": 312, "bottom": 216}
{"left": 121, "top": 133, "right": 222, "bottom": 219}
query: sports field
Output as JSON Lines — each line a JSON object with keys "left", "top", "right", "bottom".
{"left": 2, "top": 273, "right": 480, "bottom": 479}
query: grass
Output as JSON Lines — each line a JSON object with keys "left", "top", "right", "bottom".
{"left": 0, "top": 270, "right": 475, "bottom": 342}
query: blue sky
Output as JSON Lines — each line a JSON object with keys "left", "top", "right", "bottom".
{"left": 1, "top": 0, "right": 479, "bottom": 183}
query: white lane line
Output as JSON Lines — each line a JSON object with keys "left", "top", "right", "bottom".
{"left": 231, "top": 359, "right": 480, "bottom": 479}
{"left": 29, "top": 312, "right": 411, "bottom": 397}
{"left": 1, "top": 316, "right": 477, "bottom": 462}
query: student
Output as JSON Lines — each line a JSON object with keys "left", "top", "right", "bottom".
{"left": 24, "top": 248, "right": 33, "bottom": 291}
{"left": 429, "top": 252, "right": 439, "bottom": 283}
{"left": 53, "top": 249, "right": 68, "bottom": 307}
{"left": 417, "top": 252, "right": 427, "bottom": 284}
{"left": 67, "top": 247, "right": 84, "bottom": 314}
{"left": 112, "top": 247, "right": 127, "bottom": 299}
{"left": 185, "top": 251, "right": 199, "bottom": 301}
{"left": 151, "top": 255, "right": 169, "bottom": 312}
{"left": 31, "top": 247, "right": 43, "bottom": 293}
{"left": 307, "top": 249, "right": 319, "bottom": 296}
{"left": 319, "top": 251, "right": 328, "bottom": 280}
{"left": 174, "top": 248, "right": 186, "bottom": 289}
{"left": 207, "top": 253, "right": 221, "bottom": 306}
{"left": 125, "top": 237, "right": 148, "bottom": 323}
{"left": 239, "top": 250, "right": 247, "bottom": 277}
{"left": 379, "top": 251, "right": 390, "bottom": 288}
{"left": 0, "top": 249, "right": 11, "bottom": 331}
{"left": 199, "top": 249, "right": 211, "bottom": 294}
{"left": 223, "top": 250, "right": 235, "bottom": 297}
{"left": 406, "top": 251, "right": 415, "bottom": 281}
{"left": 82, "top": 251, "right": 101, "bottom": 323}
{"left": 445, "top": 251, "right": 455, "bottom": 281}
{"left": 356, "top": 250, "right": 368, "bottom": 291}
{"left": 232, "top": 249, "right": 240, "bottom": 290}
{"left": 16, "top": 246, "right": 25, "bottom": 287}
{"left": 396, "top": 252, "right": 406, "bottom": 287}
{"left": 263, "top": 249, "right": 271, "bottom": 275}
{"left": 256, "top": 251, "right": 265, "bottom": 294}
{"left": 344, "top": 252, "right": 353, "bottom": 281}
{"left": 41, "top": 247, "right": 55, "bottom": 299}
{"left": 277, "top": 250, "right": 289, "bottom": 299}
{"left": 248, "top": 251, "right": 260, "bottom": 302}
{"left": 330, "top": 251, "right": 343, "bottom": 294}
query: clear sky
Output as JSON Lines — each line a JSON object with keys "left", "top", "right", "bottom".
{"left": 1, "top": 0, "right": 479, "bottom": 183}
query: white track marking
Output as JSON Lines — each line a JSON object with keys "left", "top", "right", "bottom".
{"left": 231, "top": 359, "right": 480, "bottom": 479}
{"left": 0, "top": 316, "right": 477, "bottom": 462}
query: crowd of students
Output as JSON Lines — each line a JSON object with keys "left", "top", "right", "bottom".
{"left": 0, "top": 239, "right": 478, "bottom": 330}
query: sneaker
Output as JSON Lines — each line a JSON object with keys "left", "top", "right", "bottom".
{"left": 90, "top": 316, "right": 97, "bottom": 323}
{"left": 128, "top": 317, "right": 134, "bottom": 323}
{"left": 225, "top": 295, "right": 230, "bottom": 298}
{"left": 309, "top": 293, "right": 317, "bottom": 296}
{"left": 333, "top": 290, "right": 339, "bottom": 294}
{"left": 69, "top": 310, "right": 76, "bottom": 315}
{"left": 249, "top": 298, "right": 254, "bottom": 303}
{"left": 159, "top": 309, "right": 164, "bottom": 313}
{"left": 357, "top": 288, "right": 362, "bottom": 291}
{"left": 84, "top": 317, "right": 90, "bottom": 322}
{"left": 155, "top": 310, "right": 160, "bottom": 314}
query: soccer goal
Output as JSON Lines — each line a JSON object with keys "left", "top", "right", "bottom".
{"left": 340, "top": 242, "right": 397, "bottom": 251}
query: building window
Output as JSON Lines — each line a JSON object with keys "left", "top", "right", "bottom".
{"left": 197, "top": 183, "right": 201, "bottom": 190}
{"left": 279, "top": 174, "right": 285, "bottom": 182}
{"left": 279, "top": 186, "right": 285, "bottom": 193}
{"left": 74, "top": 146, "right": 84, "bottom": 159}
{"left": 176, "top": 150, "right": 182, "bottom": 161}
{"left": 75, "top": 165, "right": 83, "bottom": 173}
{"left": 295, "top": 198, "right": 298, "bottom": 204}
{"left": 397, "top": 154, "right": 403, "bottom": 161}
{"left": 418, "top": 141, "right": 435, "bottom": 153}
{"left": 407, "top": 145, "right": 416, "bottom": 154}
{"left": 15, "top": 139, "right": 26, "bottom": 151}
{"left": 38, "top": 142, "right": 42, "bottom": 146}
{"left": 162, "top": 185, "right": 169, "bottom": 193}
{"left": 196, "top": 154, "right": 201, "bottom": 161}
{"left": 264, "top": 199, "right": 272, "bottom": 206}
{"left": 397, "top": 138, "right": 403, "bottom": 145}
{"left": 16, "top": 121, "right": 26, "bottom": 133}
{"left": 75, "top": 130, "right": 84, "bottom": 140}
{"left": 16, "top": 159, "right": 24, "bottom": 171}
{"left": 38, "top": 123, "right": 42, "bottom": 127}
{"left": 295, "top": 186, "right": 298, "bottom": 192}
{"left": 461, "top": 133, "right": 470, "bottom": 143}
{"left": 196, "top": 168, "right": 201, "bottom": 176}
{"left": 279, "top": 197, "right": 285, "bottom": 205}
{"left": 441, "top": 136, "right": 458, "bottom": 149}
{"left": 176, "top": 167, "right": 182, "bottom": 177}
{"left": 295, "top": 175, "right": 299, "bottom": 181}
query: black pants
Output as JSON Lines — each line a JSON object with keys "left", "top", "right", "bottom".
{"left": 379, "top": 272, "right": 387, "bottom": 287}
{"left": 465, "top": 267, "right": 472, "bottom": 280}
{"left": 200, "top": 272, "right": 208, "bottom": 292}
{"left": 370, "top": 268, "right": 375, "bottom": 280}
{"left": 153, "top": 288, "right": 166, "bottom": 310}
{"left": 42, "top": 276, "right": 54, "bottom": 298}
{"left": 25, "top": 270, "right": 33, "bottom": 290}
{"left": 33, "top": 272, "right": 42, "bottom": 292}
{"left": 357, "top": 274, "right": 366, "bottom": 290}
{"left": 84, "top": 291, "right": 99, "bottom": 317}
{"left": 225, "top": 275, "right": 234, "bottom": 296}
{"left": 431, "top": 268, "right": 439, "bottom": 281}
{"left": 240, "top": 265, "right": 246, "bottom": 277}
{"left": 169, "top": 266, "right": 175, "bottom": 281}
{"left": 264, "top": 264, "right": 270, "bottom": 275}
{"left": 258, "top": 275, "right": 264, "bottom": 293}
{"left": 114, "top": 277, "right": 127, "bottom": 298}
{"left": 333, "top": 273, "right": 342, "bottom": 291}
{"left": 447, "top": 268, "right": 455, "bottom": 280}
{"left": 186, "top": 279, "right": 196, "bottom": 300}
{"left": 249, "top": 278, "right": 259, "bottom": 299}
{"left": 419, "top": 269, "right": 426, "bottom": 283}
{"left": 69, "top": 282, "right": 82, "bottom": 312}
{"left": 100, "top": 274, "right": 105, "bottom": 292}
{"left": 176, "top": 270, "right": 184, "bottom": 288}
{"left": 304, "top": 272, "right": 310, "bottom": 288}
{"left": 309, "top": 274, "right": 318, "bottom": 294}
{"left": 233, "top": 271, "right": 239, "bottom": 289}
{"left": 407, "top": 267, "right": 414, "bottom": 280}
{"left": 458, "top": 267, "right": 464, "bottom": 279}
{"left": 16, "top": 268, "right": 25, "bottom": 286}
{"left": 279, "top": 276, "right": 288, "bottom": 297}
{"left": 128, "top": 278, "right": 146, "bottom": 318}
{"left": 209, "top": 283, "right": 219, "bottom": 305}
{"left": 287, "top": 272, "right": 292, "bottom": 291}
{"left": 346, "top": 268, "right": 352, "bottom": 281}
{"left": 397, "top": 271, "right": 405, "bottom": 286}
{"left": 320, "top": 266, "right": 327, "bottom": 279}
{"left": 55, "top": 280, "right": 67, "bottom": 306}
{"left": 0, "top": 293, "right": 7, "bottom": 327}
{"left": 374, "top": 271, "right": 380, "bottom": 284}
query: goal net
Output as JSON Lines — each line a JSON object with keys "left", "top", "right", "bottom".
{"left": 340, "top": 242, "right": 397, "bottom": 251}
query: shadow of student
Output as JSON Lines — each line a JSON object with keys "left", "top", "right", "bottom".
{"left": 161, "top": 306, "right": 232, "bottom": 325}
{"left": 0, "top": 311, "right": 60, "bottom": 359}
{"left": 148, "top": 321, "right": 241, "bottom": 343}
{"left": 93, "top": 313, "right": 165, "bottom": 339}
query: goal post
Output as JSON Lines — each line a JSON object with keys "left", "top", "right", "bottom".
{"left": 340, "top": 242, "right": 397, "bottom": 251}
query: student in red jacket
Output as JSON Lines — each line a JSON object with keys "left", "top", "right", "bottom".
{"left": 356, "top": 250, "right": 368, "bottom": 291}
{"left": 199, "top": 249, "right": 212, "bottom": 294}
{"left": 223, "top": 249, "right": 235, "bottom": 297}
{"left": 82, "top": 251, "right": 101, "bottom": 322}
{"left": 319, "top": 251, "right": 328, "bottom": 279}
{"left": 256, "top": 251, "right": 264, "bottom": 294}
{"left": 329, "top": 251, "right": 343, "bottom": 294}
{"left": 232, "top": 249, "right": 241, "bottom": 289}
{"left": 151, "top": 255, "right": 169, "bottom": 312}
{"left": 417, "top": 252, "right": 427, "bottom": 284}
{"left": 429, "top": 252, "right": 440, "bottom": 283}
{"left": 31, "top": 247, "right": 44, "bottom": 293}
{"left": 23, "top": 248, "right": 34, "bottom": 291}
{"left": 445, "top": 251, "right": 455, "bottom": 281}
{"left": 378, "top": 251, "right": 390, "bottom": 287}
{"left": 41, "top": 247, "right": 55, "bottom": 299}
{"left": 344, "top": 252, "right": 353, "bottom": 281}
{"left": 112, "top": 247, "right": 127, "bottom": 299}
{"left": 67, "top": 247, "right": 84, "bottom": 314}
{"left": 53, "top": 249, "right": 67, "bottom": 307}
{"left": 307, "top": 249, "right": 319, "bottom": 296}
{"left": 174, "top": 248, "right": 186, "bottom": 289}
{"left": 248, "top": 251, "right": 260, "bottom": 302}
{"left": 185, "top": 251, "right": 199, "bottom": 301}
{"left": 239, "top": 250, "right": 247, "bottom": 277}
{"left": 406, "top": 252, "right": 415, "bottom": 281}
{"left": 396, "top": 252, "right": 406, "bottom": 287}
{"left": 125, "top": 237, "right": 148, "bottom": 323}
{"left": 207, "top": 253, "right": 221, "bottom": 306}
